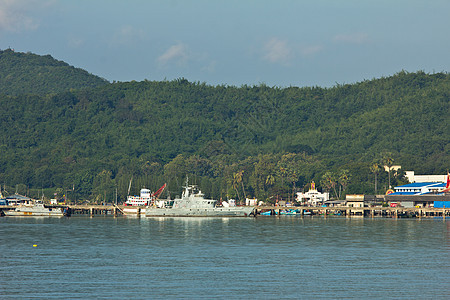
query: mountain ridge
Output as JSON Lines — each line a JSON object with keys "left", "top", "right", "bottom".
{"left": 0, "top": 49, "right": 109, "bottom": 96}
{"left": 0, "top": 50, "right": 448, "bottom": 202}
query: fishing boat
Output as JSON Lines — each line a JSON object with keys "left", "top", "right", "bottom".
{"left": 4, "top": 200, "right": 63, "bottom": 217}
{"left": 280, "top": 209, "right": 298, "bottom": 215}
{"left": 145, "top": 178, "right": 255, "bottom": 217}
{"left": 260, "top": 210, "right": 275, "bottom": 216}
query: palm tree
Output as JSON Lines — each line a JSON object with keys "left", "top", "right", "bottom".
{"left": 234, "top": 170, "right": 247, "bottom": 203}
{"left": 232, "top": 172, "right": 241, "bottom": 204}
{"left": 338, "top": 170, "right": 350, "bottom": 199}
{"left": 288, "top": 169, "right": 298, "bottom": 203}
{"left": 321, "top": 171, "right": 339, "bottom": 200}
{"left": 382, "top": 153, "right": 394, "bottom": 189}
{"left": 370, "top": 161, "right": 381, "bottom": 194}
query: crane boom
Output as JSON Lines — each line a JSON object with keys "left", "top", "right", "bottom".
{"left": 152, "top": 183, "right": 167, "bottom": 199}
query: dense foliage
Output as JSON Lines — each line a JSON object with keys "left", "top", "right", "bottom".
{"left": 0, "top": 49, "right": 108, "bottom": 95}
{"left": 0, "top": 51, "right": 448, "bottom": 203}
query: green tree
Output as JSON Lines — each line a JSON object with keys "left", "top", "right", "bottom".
{"left": 92, "top": 170, "right": 115, "bottom": 203}
{"left": 164, "top": 154, "right": 186, "bottom": 184}
{"left": 251, "top": 154, "right": 277, "bottom": 202}
{"left": 337, "top": 169, "right": 350, "bottom": 199}
{"left": 382, "top": 152, "right": 394, "bottom": 189}
{"left": 370, "top": 160, "right": 381, "bottom": 194}
{"left": 321, "top": 171, "right": 338, "bottom": 199}
{"left": 234, "top": 170, "right": 247, "bottom": 202}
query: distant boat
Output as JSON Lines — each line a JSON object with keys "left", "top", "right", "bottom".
{"left": 145, "top": 178, "right": 255, "bottom": 217}
{"left": 4, "top": 200, "right": 63, "bottom": 217}
{"left": 123, "top": 183, "right": 166, "bottom": 215}
{"left": 260, "top": 210, "right": 274, "bottom": 216}
{"left": 280, "top": 209, "right": 298, "bottom": 215}
{"left": 303, "top": 210, "right": 312, "bottom": 216}
{"left": 123, "top": 188, "right": 152, "bottom": 214}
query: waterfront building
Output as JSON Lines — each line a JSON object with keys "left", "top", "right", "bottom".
{"left": 391, "top": 182, "right": 446, "bottom": 195}
{"left": 345, "top": 195, "right": 365, "bottom": 207}
{"left": 386, "top": 173, "right": 450, "bottom": 207}
{"left": 404, "top": 171, "right": 447, "bottom": 183}
{"left": 296, "top": 181, "right": 329, "bottom": 206}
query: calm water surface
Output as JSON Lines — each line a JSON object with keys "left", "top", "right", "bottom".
{"left": 1, "top": 216, "right": 449, "bottom": 299}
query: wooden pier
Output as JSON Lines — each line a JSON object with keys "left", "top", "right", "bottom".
{"left": 63, "top": 204, "right": 127, "bottom": 217}
{"left": 255, "top": 206, "right": 450, "bottom": 218}
{"left": 1, "top": 204, "right": 449, "bottom": 218}
{"left": 0, "top": 204, "right": 125, "bottom": 217}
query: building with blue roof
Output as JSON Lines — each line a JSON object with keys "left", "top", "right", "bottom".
{"left": 386, "top": 180, "right": 449, "bottom": 208}
{"left": 391, "top": 182, "right": 446, "bottom": 196}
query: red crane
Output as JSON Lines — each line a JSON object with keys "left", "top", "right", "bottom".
{"left": 152, "top": 183, "right": 167, "bottom": 199}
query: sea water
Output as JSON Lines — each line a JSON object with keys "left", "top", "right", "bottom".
{"left": 1, "top": 216, "right": 449, "bottom": 299}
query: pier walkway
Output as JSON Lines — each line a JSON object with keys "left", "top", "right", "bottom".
{"left": 1, "top": 204, "right": 449, "bottom": 218}
{"left": 255, "top": 206, "right": 450, "bottom": 218}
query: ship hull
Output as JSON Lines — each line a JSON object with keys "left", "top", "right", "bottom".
{"left": 4, "top": 209, "right": 63, "bottom": 217}
{"left": 122, "top": 207, "right": 146, "bottom": 214}
{"left": 145, "top": 206, "right": 254, "bottom": 217}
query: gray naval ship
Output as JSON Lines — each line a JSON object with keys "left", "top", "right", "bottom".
{"left": 145, "top": 179, "right": 255, "bottom": 217}
{"left": 4, "top": 200, "right": 64, "bottom": 217}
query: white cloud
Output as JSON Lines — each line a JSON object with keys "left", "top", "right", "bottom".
{"left": 333, "top": 33, "right": 369, "bottom": 44}
{"left": 262, "top": 37, "right": 293, "bottom": 66}
{"left": 157, "top": 43, "right": 188, "bottom": 66}
{"left": 111, "top": 25, "right": 146, "bottom": 45}
{"left": 0, "top": 0, "right": 51, "bottom": 32}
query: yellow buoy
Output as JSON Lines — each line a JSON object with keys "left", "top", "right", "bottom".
{"left": 33, "top": 244, "right": 37, "bottom": 247}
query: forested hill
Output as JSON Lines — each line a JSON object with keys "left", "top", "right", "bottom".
{"left": 0, "top": 49, "right": 108, "bottom": 95}
{"left": 0, "top": 51, "right": 448, "bottom": 202}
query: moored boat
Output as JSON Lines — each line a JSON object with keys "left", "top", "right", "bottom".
{"left": 280, "top": 209, "right": 298, "bottom": 215}
{"left": 145, "top": 178, "right": 255, "bottom": 217}
{"left": 4, "top": 200, "right": 63, "bottom": 217}
{"left": 123, "top": 184, "right": 166, "bottom": 215}
{"left": 123, "top": 188, "right": 151, "bottom": 214}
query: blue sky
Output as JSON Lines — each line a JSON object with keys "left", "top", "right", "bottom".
{"left": 1, "top": 0, "right": 449, "bottom": 87}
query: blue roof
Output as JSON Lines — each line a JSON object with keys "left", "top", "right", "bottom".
{"left": 419, "top": 191, "right": 444, "bottom": 195}
{"left": 395, "top": 182, "right": 445, "bottom": 188}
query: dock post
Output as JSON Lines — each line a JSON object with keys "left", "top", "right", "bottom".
{"left": 346, "top": 209, "right": 350, "bottom": 218}
{"left": 137, "top": 207, "right": 141, "bottom": 217}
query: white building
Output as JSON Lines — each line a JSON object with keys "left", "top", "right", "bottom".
{"left": 345, "top": 195, "right": 365, "bottom": 207}
{"left": 296, "top": 181, "right": 329, "bottom": 206}
{"left": 405, "top": 171, "right": 447, "bottom": 183}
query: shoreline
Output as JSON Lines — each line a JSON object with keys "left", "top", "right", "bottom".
{"left": 1, "top": 204, "right": 449, "bottom": 219}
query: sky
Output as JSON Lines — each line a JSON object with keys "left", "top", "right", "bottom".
{"left": 0, "top": 0, "right": 449, "bottom": 87}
